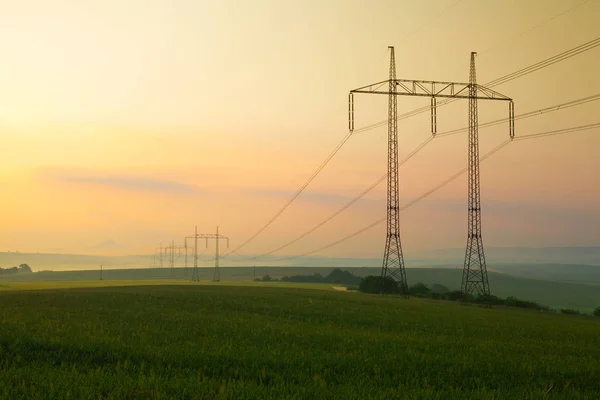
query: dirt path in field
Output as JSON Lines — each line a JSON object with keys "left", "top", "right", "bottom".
{"left": 332, "top": 286, "right": 347, "bottom": 291}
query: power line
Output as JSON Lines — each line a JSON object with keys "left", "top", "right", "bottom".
{"left": 234, "top": 136, "right": 435, "bottom": 261}
{"left": 267, "top": 140, "right": 511, "bottom": 262}
{"left": 436, "top": 93, "right": 600, "bottom": 138}
{"left": 396, "top": 0, "right": 464, "bottom": 47}
{"left": 232, "top": 95, "right": 598, "bottom": 261}
{"left": 514, "top": 122, "right": 600, "bottom": 141}
{"left": 229, "top": 130, "right": 354, "bottom": 254}
{"left": 479, "top": 0, "right": 592, "bottom": 55}
{"left": 227, "top": 37, "right": 600, "bottom": 256}
{"left": 486, "top": 37, "right": 600, "bottom": 87}
{"left": 267, "top": 123, "right": 600, "bottom": 262}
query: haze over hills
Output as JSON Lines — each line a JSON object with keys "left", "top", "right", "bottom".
{"left": 1, "top": 266, "right": 599, "bottom": 311}
{"left": 2, "top": 247, "right": 600, "bottom": 283}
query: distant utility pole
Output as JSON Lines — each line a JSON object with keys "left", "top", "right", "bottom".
{"left": 100, "top": 265, "right": 103, "bottom": 281}
{"left": 253, "top": 265, "right": 256, "bottom": 281}
{"left": 158, "top": 243, "right": 164, "bottom": 268}
{"left": 349, "top": 46, "right": 514, "bottom": 297}
{"left": 185, "top": 226, "right": 230, "bottom": 282}
{"left": 163, "top": 241, "right": 186, "bottom": 276}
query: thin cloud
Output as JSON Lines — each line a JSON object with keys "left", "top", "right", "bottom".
{"left": 40, "top": 167, "right": 200, "bottom": 194}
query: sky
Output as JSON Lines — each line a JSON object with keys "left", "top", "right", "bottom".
{"left": 0, "top": 0, "right": 599, "bottom": 260}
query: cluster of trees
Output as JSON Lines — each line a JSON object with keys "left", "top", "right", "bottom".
{"left": 255, "top": 274, "right": 274, "bottom": 282}
{"left": 256, "top": 269, "right": 362, "bottom": 285}
{"left": 358, "top": 275, "right": 558, "bottom": 312}
{"left": 359, "top": 276, "right": 459, "bottom": 298}
{"left": 254, "top": 271, "right": 600, "bottom": 317}
{"left": 0, "top": 264, "right": 32, "bottom": 275}
{"left": 563, "top": 307, "right": 600, "bottom": 317}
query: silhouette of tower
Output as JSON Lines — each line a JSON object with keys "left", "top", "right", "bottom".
{"left": 380, "top": 46, "right": 408, "bottom": 295}
{"left": 349, "top": 48, "right": 514, "bottom": 297}
{"left": 462, "top": 52, "right": 490, "bottom": 297}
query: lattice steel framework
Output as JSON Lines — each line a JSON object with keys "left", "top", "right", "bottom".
{"left": 380, "top": 47, "right": 407, "bottom": 294}
{"left": 462, "top": 52, "right": 495, "bottom": 297}
{"left": 185, "top": 226, "right": 229, "bottom": 282}
{"left": 349, "top": 47, "right": 514, "bottom": 296}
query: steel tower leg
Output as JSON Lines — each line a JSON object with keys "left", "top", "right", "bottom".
{"left": 192, "top": 226, "right": 200, "bottom": 282}
{"left": 462, "top": 52, "right": 490, "bottom": 297}
{"left": 380, "top": 46, "right": 408, "bottom": 295}
{"left": 213, "top": 226, "right": 221, "bottom": 282}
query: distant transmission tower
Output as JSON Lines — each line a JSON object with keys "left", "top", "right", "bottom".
{"left": 163, "top": 241, "right": 186, "bottom": 276}
{"left": 349, "top": 47, "right": 514, "bottom": 296}
{"left": 186, "top": 226, "right": 229, "bottom": 282}
{"left": 186, "top": 227, "right": 201, "bottom": 281}
{"left": 158, "top": 244, "right": 164, "bottom": 268}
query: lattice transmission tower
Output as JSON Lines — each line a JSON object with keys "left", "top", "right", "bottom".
{"left": 163, "top": 241, "right": 186, "bottom": 276}
{"left": 186, "top": 226, "right": 229, "bottom": 282}
{"left": 349, "top": 47, "right": 514, "bottom": 296}
{"left": 461, "top": 52, "right": 514, "bottom": 297}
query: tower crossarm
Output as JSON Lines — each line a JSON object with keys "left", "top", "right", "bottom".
{"left": 185, "top": 227, "right": 229, "bottom": 282}
{"left": 350, "top": 78, "right": 515, "bottom": 138}
{"left": 351, "top": 79, "right": 512, "bottom": 101}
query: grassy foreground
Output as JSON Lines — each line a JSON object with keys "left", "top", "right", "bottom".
{"left": 0, "top": 285, "right": 599, "bottom": 399}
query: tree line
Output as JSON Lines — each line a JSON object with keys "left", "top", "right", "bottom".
{"left": 0, "top": 264, "right": 32, "bottom": 275}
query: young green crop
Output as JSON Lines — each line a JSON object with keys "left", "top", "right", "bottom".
{"left": 0, "top": 285, "right": 598, "bottom": 399}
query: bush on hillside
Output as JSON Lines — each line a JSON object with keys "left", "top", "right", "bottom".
{"left": 256, "top": 274, "right": 276, "bottom": 282}
{"left": 359, "top": 275, "right": 400, "bottom": 294}
{"left": 326, "top": 269, "right": 362, "bottom": 285}
{"left": 504, "top": 296, "right": 546, "bottom": 310}
{"left": 444, "top": 290, "right": 465, "bottom": 301}
{"left": 280, "top": 269, "right": 361, "bottom": 285}
{"left": 354, "top": 278, "right": 561, "bottom": 314}
{"left": 430, "top": 283, "right": 450, "bottom": 294}
{"left": 280, "top": 273, "right": 324, "bottom": 283}
{"left": 560, "top": 308, "right": 580, "bottom": 315}
{"left": 594, "top": 307, "right": 600, "bottom": 317}
{"left": 408, "top": 283, "right": 432, "bottom": 297}
{"left": 474, "top": 294, "right": 503, "bottom": 305}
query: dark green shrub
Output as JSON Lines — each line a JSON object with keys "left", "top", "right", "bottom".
{"left": 444, "top": 290, "right": 464, "bottom": 301}
{"left": 430, "top": 283, "right": 450, "bottom": 294}
{"left": 359, "top": 275, "right": 400, "bottom": 294}
{"left": 408, "top": 282, "right": 432, "bottom": 297}
{"left": 560, "top": 308, "right": 580, "bottom": 315}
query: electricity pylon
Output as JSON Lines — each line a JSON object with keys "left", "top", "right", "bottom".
{"left": 163, "top": 241, "right": 186, "bottom": 275}
{"left": 349, "top": 47, "right": 514, "bottom": 296}
{"left": 461, "top": 52, "right": 514, "bottom": 297}
{"left": 186, "top": 226, "right": 230, "bottom": 282}
{"left": 155, "top": 244, "right": 164, "bottom": 268}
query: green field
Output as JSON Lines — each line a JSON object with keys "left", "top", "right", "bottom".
{"left": 1, "top": 284, "right": 599, "bottom": 399}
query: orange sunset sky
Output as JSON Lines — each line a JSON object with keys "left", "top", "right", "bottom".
{"left": 0, "top": 0, "right": 599, "bottom": 258}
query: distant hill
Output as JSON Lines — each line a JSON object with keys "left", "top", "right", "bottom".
{"left": 1, "top": 266, "right": 599, "bottom": 311}
{"left": 410, "top": 246, "right": 600, "bottom": 266}
{"left": 0, "top": 252, "right": 153, "bottom": 271}
{"left": 1, "top": 247, "right": 600, "bottom": 284}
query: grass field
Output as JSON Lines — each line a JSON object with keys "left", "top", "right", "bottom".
{"left": 1, "top": 284, "right": 599, "bottom": 399}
